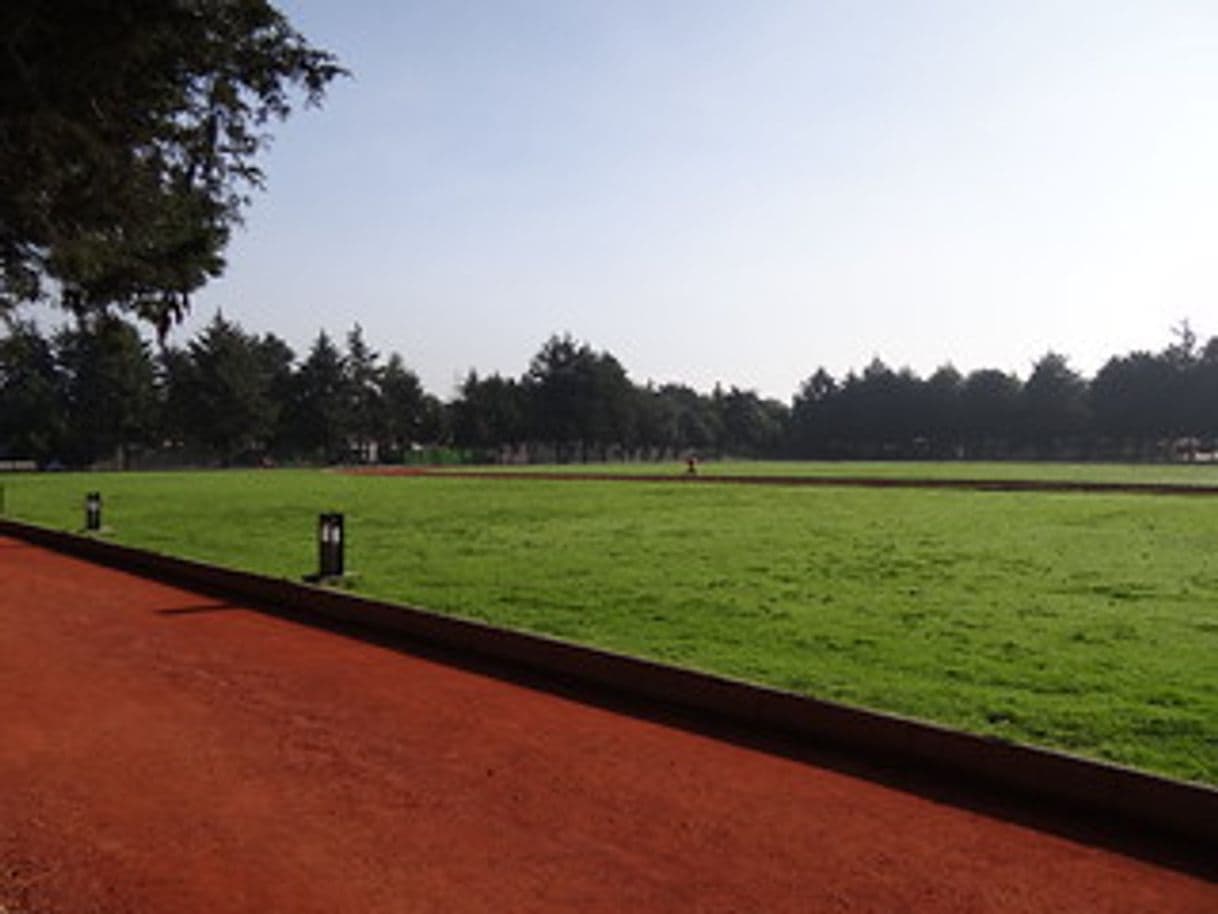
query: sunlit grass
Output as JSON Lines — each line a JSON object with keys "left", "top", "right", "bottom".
{"left": 6, "top": 467, "right": 1216, "bottom": 783}
{"left": 436, "top": 458, "right": 1218, "bottom": 486}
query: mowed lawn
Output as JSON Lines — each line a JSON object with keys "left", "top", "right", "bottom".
{"left": 436, "top": 458, "right": 1218, "bottom": 486}
{"left": 6, "top": 466, "right": 1217, "bottom": 784}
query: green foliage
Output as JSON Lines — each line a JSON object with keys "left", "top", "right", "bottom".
{"left": 7, "top": 315, "right": 1218, "bottom": 467}
{"left": 288, "top": 329, "right": 348, "bottom": 461}
{"left": 55, "top": 314, "right": 158, "bottom": 465}
{"left": 176, "top": 312, "right": 280, "bottom": 460}
{"left": 452, "top": 371, "right": 526, "bottom": 451}
{"left": 0, "top": 314, "right": 448, "bottom": 468}
{"left": 0, "top": 320, "right": 63, "bottom": 460}
{"left": 343, "top": 323, "right": 381, "bottom": 448}
{"left": 378, "top": 354, "right": 427, "bottom": 460}
{"left": 789, "top": 334, "right": 1218, "bottom": 461}
{"left": 0, "top": 0, "right": 343, "bottom": 329}
{"left": 1022, "top": 351, "right": 1088, "bottom": 443}
{"left": 7, "top": 466, "right": 1216, "bottom": 784}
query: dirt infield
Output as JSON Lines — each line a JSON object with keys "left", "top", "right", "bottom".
{"left": 1, "top": 537, "right": 1213, "bottom": 912}
{"left": 348, "top": 466, "right": 1218, "bottom": 496}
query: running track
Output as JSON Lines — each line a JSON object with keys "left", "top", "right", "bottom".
{"left": 1, "top": 537, "right": 1213, "bottom": 912}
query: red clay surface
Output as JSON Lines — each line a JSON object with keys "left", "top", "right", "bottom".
{"left": 1, "top": 537, "right": 1213, "bottom": 913}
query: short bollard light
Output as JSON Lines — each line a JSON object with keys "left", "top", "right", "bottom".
{"left": 85, "top": 491, "right": 102, "bottom": 532}
{"left": 317, "top": 512, "right": 345, "bottom": 580}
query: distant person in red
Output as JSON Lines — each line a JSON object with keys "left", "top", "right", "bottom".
{"left": 686, "top": 455, "right": 698, "bottom": 476}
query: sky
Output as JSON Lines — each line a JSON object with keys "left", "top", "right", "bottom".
{"left": 178, "top": 0, "right": 1218, "bottom": 401}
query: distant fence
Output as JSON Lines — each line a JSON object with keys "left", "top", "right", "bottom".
{"left": 0, "top": 460, "right": 37, "bottom": 472}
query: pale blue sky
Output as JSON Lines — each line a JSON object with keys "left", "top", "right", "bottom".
{"left": 183, "top": 0, "right": 1218, "bottom": 399}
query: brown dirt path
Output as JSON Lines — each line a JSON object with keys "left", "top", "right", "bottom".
{"left": 0, "top": 537, "right": 1213, "bottom": 913}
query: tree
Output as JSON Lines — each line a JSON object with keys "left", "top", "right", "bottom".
{"left": 632, "top": 384, "right": 671, "bottom": 460}
{"left": 524, "top": 334, "right": 596, "bottom": 461}
{"left": 1165, "top": 319, "right": 1197, "bottom": 368}
{"left": 378, "top": 353, "right": 426, "bottom": 459}
{"left": 254, "top": 332, "right": 296, "bottom": 456}
{"left": 585, "top": 351, "right": 636, "bottom": 459}
{"left": 0, "top": 320, "right": 64, "bottom": 461}
{"left": 416, "top": 393, "right": 450, "bottom": 446}
{"left": 1191, "top": 336, "right": 1218, "bottom": 444}
{"left": 923, "top": 364, "right": 963, "bottom": 456}
{"left": 1021, "top": 352, "right": 1089, "bottom": 455}
{"left": 343, "top": 324, "right": 381, "bottom": 461}
{"left": 789, "top": 368, "right": 838, "bottom": 457}
{"left": 840, "top": 358, "right": 923, "bottom": 455}
{"left": 0, "top": 0, "right": 343, "bottom": 330}
{"left": 452, "top": 371, "right": 526, "bottom": 455}
{"left": 180, "top": 312, "right": 278, "bottom": 462}
{"left": 157, "top": 343, "right": 198, "bottom": 449}
{"left": 959, "top": 369, "right": 1022, "bottom": 457}
{"left": 658, "top": 384, "right": 721, "bottom": 456}
{"left": 290, "top": 330, "right": 348, "bottom": 461}
{"left": 801, "top": 368, "right": 838, "bottom": 404}
{"left": 55, "top": 314, "right": 158, "bottom": 466}
{"left": 1090, "top": 351, "right": 1175, "bottom": 451}
{"left": 719, "top": 386, "right": 785, "bottom": 457}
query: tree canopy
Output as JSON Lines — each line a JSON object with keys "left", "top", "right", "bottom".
{"left": 0, "top": 0, "right": 343, "bottom": 331}
{"left": 2, "top": 315, "right": 1216, "bottom": 468}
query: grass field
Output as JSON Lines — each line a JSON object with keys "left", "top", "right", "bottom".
{"left": 4, "top": 464, "right": 1216, "bottom": 784}
{"left": 435, "top": 459, "right": 1218, "bottom": 485}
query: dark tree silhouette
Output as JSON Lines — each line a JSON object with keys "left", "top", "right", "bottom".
{"left": 55, "top": 315, "right": 158, "bottom": 467}
{"left": 177, "top": 313, "right": 278, "bottom": 463}
{"left": 0, "top": 0, "right": 343, "bottom": 329}
{"left": 290, "top": 330, "right": 349, "bottom": 462}
{"left": 1020, "top": 352, "right": 1089, "bottom": 457}
{"left": 0, "top": 320, "right": 65, "bottom": 461}
{"left": 378, "top": 353, "right": 427, "bottom": 460}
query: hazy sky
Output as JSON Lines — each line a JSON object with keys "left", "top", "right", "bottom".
{"left": 181, "top": 0, "right": 1218, "bottom": 400}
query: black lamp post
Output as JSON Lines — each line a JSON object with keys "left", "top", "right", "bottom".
{"left": 317, "top": 512, "right": 345, "bottom": 580}
{"left": 85, "top": 492, "right": 102, "bottom": 532}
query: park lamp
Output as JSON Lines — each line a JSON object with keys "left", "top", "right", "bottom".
{"left": 85, "top": 492, "right": 102, "bottom": 532}
{"left": 315, "top": 512, "right": 345, "bottom": 581}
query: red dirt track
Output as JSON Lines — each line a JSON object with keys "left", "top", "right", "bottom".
{"left": 1, "top": 538, "right": 1213, "bottom": 913}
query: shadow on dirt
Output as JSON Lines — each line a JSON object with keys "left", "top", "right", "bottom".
{"left": 157, "top": 585, "right": 1217, "bottom": 882}
{"left": 155, "top": 602, "right": 242, "bottom": 616}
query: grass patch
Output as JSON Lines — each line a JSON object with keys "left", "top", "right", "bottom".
{"left": 437, "top": 459, "right": 1218, "bottom": 486}
{"left": 5, "top": 467, "right": 1216, "bottom": 784}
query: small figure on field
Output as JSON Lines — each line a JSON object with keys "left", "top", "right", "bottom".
{"left": 686, "top": 455, "right": 698, "bottom": 476}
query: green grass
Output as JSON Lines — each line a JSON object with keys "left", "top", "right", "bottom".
{"left": 438, "top": 458, "right": 1218, "bottom": 486}
{"left": 4, "top": 467, "right": 1216, "bottom": 784}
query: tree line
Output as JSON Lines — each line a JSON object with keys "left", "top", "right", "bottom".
{"left": 0, "top": 313, "right": 442, "bottom": 468}
{"left": 789, "top": 329, "right": 1218, "bottom": 461}
{"left": 4, "top": 8, "right": 1214, "bottom": 469}
{"left": 1, "top": 315, "right": 1216, "bottom": 467}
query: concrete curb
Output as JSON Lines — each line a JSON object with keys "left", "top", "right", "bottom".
{"left": 2, "top": 516, "right": 1214, "bottom": 845}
